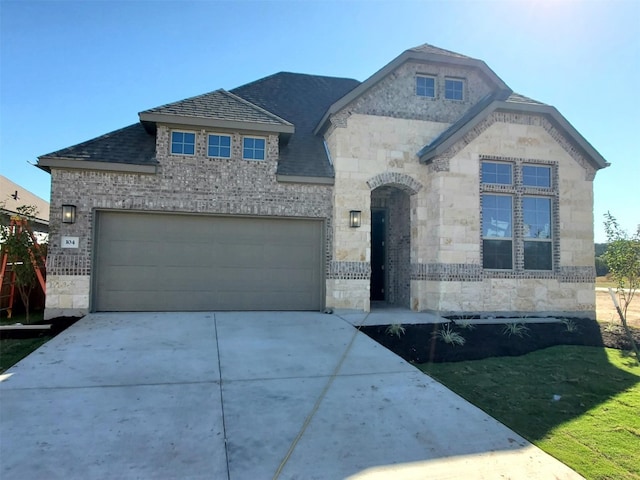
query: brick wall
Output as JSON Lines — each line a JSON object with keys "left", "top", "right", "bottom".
{"left": 45, "top": 125, "right": 333, "bottom": 318}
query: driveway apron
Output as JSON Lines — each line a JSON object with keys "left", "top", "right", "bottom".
{"left": 0, "top": 312, "right": 584, "bottom": 479}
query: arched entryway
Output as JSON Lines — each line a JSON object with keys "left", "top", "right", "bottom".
{"left": 370, "top": 186, "right": 411, "bottom": 307}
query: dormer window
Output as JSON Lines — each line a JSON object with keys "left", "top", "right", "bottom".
{"left": 243, "top": 136, "right": 266, "bottom": 161}
{"left": 416, "top": 75, "right": 436, "bottom": 98}
{"left": 444, "top": 78, "right": 464, "bottom": 101}
{"left": 208, "top": 134, "right": 232, "bottom": 158}
{"left": 171, "top": 131, "right": 195, "bottom": 155}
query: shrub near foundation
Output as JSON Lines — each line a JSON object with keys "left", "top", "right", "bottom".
{"left": 360, "top": 318, "right": 635, "bottom": 363}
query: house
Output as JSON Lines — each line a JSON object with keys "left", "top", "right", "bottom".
{"left": 1, "top": 175, "right": 49, "bottom": 244}
{"left": 37, "top": 44, "right": 607, "bottom": 320}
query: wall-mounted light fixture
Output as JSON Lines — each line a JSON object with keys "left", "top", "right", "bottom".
{"left": 349, "top": 210, "right": 362, "bottom": 228}
{"left": 62, "top": 204, "right": 76, "bottom": 224}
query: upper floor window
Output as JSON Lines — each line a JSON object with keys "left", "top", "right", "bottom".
{"left": 416, "top": 75, "right": 436, "bottom": 98}
{"left": 523, "top": 165, "right": 551, "bottom": 188}
{"left": 243, "top": 137, "right": 266, "bottom": 161}
{"left": 482, "top": 161, "right": 512, "bottom": 185}
{"left": 171, "top": 131, "right": 195, "bottom": 155}
{"left": 208, "top": 134, "right": 232, "bottom": 158}
{"left": 445, "top": 78, "right": 464, "bottom": 101}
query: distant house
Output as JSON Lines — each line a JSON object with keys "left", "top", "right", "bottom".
{"left": 0, "top": 175, "right": 49, "bottom": 244}
{"left": 37, "top": 44, "right": 607, "bottom": 319}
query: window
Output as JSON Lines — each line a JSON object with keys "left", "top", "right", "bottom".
{"left": 481, "top": 162, "right": 512, "bottom": 185}
{"left": 416, "top": 75, "right": 435, "bottom": 98}
{"left": 171, "top": 131, "right": 195, "bottom": 155}
{"left": 482, "top": 194, "right": 513, "bottom": 269}
{"left": 243, "top": 137, "right": 266, "bottom": 160}
{"left": 481, "top": 160, "right": 556, "bottom": 272}
{"left": 445, "top": 78, "right": 464, "bottom": 100}
{"left": 523, "top": 197, "right": 552, "bottom": 270}
{"left": 523, "top": 165, "right": 551, "bottom": 188}
{"left": 208, "top": 134, "right": 231, "bottom": 158}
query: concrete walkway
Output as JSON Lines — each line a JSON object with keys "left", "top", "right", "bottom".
{"left": 0, "top": 312, "right": 583, "bottom": 479}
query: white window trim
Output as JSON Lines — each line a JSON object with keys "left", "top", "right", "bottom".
{"left": 522, "top": 164, "right": 553, "bottom": 189}
{"left": 416, "top": 74, "right": 437, "bottom": 98}
{"left": 444, "top": 77, "right": 465, "bottom": 101}
{"left": 170, "top": 130, "right": 196, "bottom": 156}
{"left": 481, "top": 160, "right": 513, "bottom": 186}
{"left": 207, "top": 133, "right": 233, "bottom": 159}
{"left": 242, "top": 135, "right": 267, "bottom": 161}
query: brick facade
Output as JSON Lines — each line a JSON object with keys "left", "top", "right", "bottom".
{"left": 45, "top": 126, "right": 333, "bottom": 318}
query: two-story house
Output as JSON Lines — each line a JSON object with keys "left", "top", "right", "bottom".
{"left": 37, "top": 44, "right": 607, "bottom": 320}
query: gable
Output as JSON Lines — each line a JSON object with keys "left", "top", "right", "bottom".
{"left": 418, "top": 99, "right": 609, "bottom": 176}
{"left": 329, "top": 60, "right": 497, "bottom": 125}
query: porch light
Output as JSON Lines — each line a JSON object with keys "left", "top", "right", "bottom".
{"left": 349, "top": 210, "right": 362, "bottom": 228}
{"left": 62, "top": 204, "right": 76, "bottom": 224}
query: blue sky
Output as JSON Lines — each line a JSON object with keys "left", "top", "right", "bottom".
{"left": 1, "top": 0, "right": 638, "bottom": 242}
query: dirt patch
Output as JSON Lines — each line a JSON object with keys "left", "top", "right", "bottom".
{"left": 361, "top": 319, "right": 640, "bottom": 364}
{"left": 596, "top": 290, "right": 640, "bottom": 328}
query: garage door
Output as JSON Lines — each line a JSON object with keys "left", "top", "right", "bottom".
{"left": 93, "top": 211, "right": 324, "bottom": 311}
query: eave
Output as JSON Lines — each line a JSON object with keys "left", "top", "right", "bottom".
{"left": 418, "top": 101, "right": 609, "bottom": 171}
{"left": 37, "top": 157, "right": 158, "bottom": 174}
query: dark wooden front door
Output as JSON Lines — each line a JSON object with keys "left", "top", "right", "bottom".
{"left": 371, "top": 209, "right": 386, "bottom": 301}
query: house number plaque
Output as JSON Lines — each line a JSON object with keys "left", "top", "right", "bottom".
{"left": 61, "top": 236, "right": 79, "bottom": 249}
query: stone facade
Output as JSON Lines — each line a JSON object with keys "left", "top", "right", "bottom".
{"left": 323, "top": 61, "right": 597, "bottom": 318}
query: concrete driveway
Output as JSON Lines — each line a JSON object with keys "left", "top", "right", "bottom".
{"left": 0, "top": 312, "right": 583, "bottom": 479}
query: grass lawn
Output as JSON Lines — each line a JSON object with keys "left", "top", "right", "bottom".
{"left": 0, "top": 311, "right": 49, "bottom": 374}
{"left": 419, "top": 346, "right": 640, "bottom": 480}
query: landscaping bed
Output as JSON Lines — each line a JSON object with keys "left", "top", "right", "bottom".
{"left": 0, "top": 316, "right": 81, "bottom": 339}
{"left": 361, "top": 318, "right": 640, "bottom": 363}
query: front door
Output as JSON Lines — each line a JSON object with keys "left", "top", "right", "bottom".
{"left": 370, "top": 209, "right": 386, "bottom": 301}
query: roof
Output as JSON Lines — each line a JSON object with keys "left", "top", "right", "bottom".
{"left": 407, "top": 43, "right": 473, "bottom": 59}
{"left": 0, "top": 175, "right": 49, "bottom": 225}
{"left": 38, "top": 123, "right": 158, "bottom": 174}
{"left": 231, "top": 72, "right": 360, "bottom": 177}
{"left": 139, "top": 89, "right": 295, "bottom": 135}
{"left": 418, "top": 94, "right": 609, "bottom": 170}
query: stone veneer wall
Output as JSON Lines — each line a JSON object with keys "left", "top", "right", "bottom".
{"left": 45, "top": 125, "right": 333, "bottom": 319}
{"left": 326, "top": 109, "right": 597, "bottom": 317}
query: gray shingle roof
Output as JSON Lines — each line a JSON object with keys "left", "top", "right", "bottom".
{"left": 231, "top": 72, "right": 360, "bottom": 177}
{"left": 140, "top": 89, "right": 293, "bottom": 127}
{"left": 38, "top": 123, "right": 157, "bottom": 167}
{"left": 407, "top": 43, "right": 473, "bottom": 59}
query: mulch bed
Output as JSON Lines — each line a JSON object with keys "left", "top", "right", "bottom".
{"left": 361, "top": 318, "right": 640, "bottom": 363}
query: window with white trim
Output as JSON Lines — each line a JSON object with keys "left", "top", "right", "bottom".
{"left": 243, "top": 137, "right": 266, "bottom": 161}
{"left": 207, "top": 134, "right": 232, "bottom": 158}
{"left": 416, "top": 75, "right": 436, "bottom": 98}
{"left": 482, "top": 194, "right": 513, "bottom": 269}
{"left": 481, "top": 160, "right": 555, "bottom": 271}
{"left": 523, "top": 196, "right": 552, "bottom": 270}
{"left": 444, "top": 78, "right": 464, "bottom": 100}
{"left": 171, "top": 131, "right": 195, "bottom": 155}
{"left": 522, "top": 165, "right": 551, "bottom": 188}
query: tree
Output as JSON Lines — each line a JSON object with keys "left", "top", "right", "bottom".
{"left": 0, "top": 205, "right": 46, "bottom": 323}
{"left": 602, "top": 212, "right": 639, "bottom": 362}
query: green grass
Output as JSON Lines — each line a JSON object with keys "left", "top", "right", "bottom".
{"left": 1, "top": 310, "right": 49, "bottom": 373}
{"left": 419, "top": 346, "right": 640, "bottom": 480}
{"left": 0, "top": 336, "right": 52, "bottom": 373}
